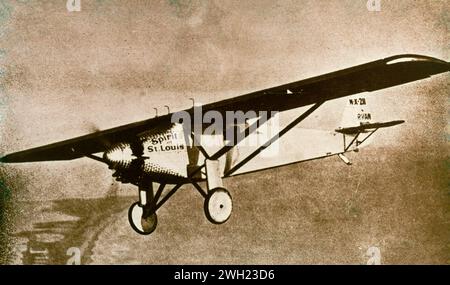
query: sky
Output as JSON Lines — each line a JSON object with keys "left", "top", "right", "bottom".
{"left": 0, "top": 0, "right": 449, "bottom": 264}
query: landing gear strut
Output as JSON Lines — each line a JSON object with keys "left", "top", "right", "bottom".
{"left": 126, "top": 158, "right": 235, "bottom": 235}
{"left": 128, "top": 180, "right": 158, "bottom": 235}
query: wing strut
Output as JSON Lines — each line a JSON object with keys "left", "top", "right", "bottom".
{"left": 142, "top": 120, "right": 265, "bottom": 214}
{"left": 224, "top": 102, "right": 325, "bottom": 176}
{"left": 187, "top": 114, "right": 271, "bottom": 178}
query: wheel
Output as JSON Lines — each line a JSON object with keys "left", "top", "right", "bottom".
{"left": 128, "top": 202, "right": 158, "bottom": 235}
{"left": 204, "top": 187, "right": 233, "bottom": 224}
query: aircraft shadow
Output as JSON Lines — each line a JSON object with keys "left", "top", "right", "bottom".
{"left": 14, "top": 195, "right": 134, "bottom": 265}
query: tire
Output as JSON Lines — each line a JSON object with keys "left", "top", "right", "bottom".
{"left": 204, "top": 187, "right": 233, "bottom": 224}
{"left": 128, "top": 202, "right": 158, "bottom": 235}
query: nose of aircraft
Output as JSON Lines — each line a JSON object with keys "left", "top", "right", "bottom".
{"left": 103, "top": 143, "right": 134, "bottom": 168}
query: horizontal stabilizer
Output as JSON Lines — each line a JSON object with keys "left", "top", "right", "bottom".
{"left": 335, "top": 120, "right": 405, "bottom": 134}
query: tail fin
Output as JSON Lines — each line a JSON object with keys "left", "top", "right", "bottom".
{"left": 337, "top": 95, "right": 405, "bottom": 151}
{"left": 339, "top": 95, "right": 375, "bottom": 148}
{"left": 340, "top": 96, "right": 373, "bottom": 128}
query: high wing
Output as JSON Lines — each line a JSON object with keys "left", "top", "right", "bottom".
{"left": 2, "top": 54, "right": 449, "bottom": 163}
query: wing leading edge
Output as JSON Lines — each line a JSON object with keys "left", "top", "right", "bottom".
{"left": 2, "top": 54, "right": 449, "bottom": 163}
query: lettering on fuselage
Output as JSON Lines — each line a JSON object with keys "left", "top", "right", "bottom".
{"left": 349, "top": 98, "right": 366, "bottom": 105}
{"left": 145, "top": 131, "right": 185, "bottom": 153}
{"left": 148, "top": 144, "right": 185, "bottom": 153}
{"left": 347, "top": 97, "right": 372, "bottom": 123}
{"left": 150, "top": 132, "right": 179, "bottom": 145}
{"left": 139, "top": 124, "right": 189, "bottom": 179}
{"left": 357, "top": 113, "right": 372, "bottom": 120}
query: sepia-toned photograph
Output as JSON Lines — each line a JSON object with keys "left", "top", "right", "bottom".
{"left": 0, "top": 0, "right": 449, "bottom": 268}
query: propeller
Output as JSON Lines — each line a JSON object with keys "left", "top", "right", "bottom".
{"left": 84, "top": 122, "right": 113, "bottom": 150}
{"left": 80, "top": 122, "right": 123, "bottom": 197}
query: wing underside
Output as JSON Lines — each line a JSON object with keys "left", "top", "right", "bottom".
{"left": 1, "top": 54, "right": 449, "bottom": 163}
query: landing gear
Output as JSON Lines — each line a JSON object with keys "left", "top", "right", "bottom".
{"left": 204, "top": 187, "right": 232, "bottom": 224}
{"left": 125, "top": 158, "right": 235, "bottom": 234}
{"left": 128, "top": 179, "right": 158, "bottom": 235}
{"left": 128, "top": 202, "right": 158, "bottom": 235}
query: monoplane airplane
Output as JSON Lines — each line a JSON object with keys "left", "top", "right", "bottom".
{"left": 2, "top": 54, "right": 449, "bottom": 235}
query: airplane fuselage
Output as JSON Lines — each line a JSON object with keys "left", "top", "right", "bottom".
{"left": 102, "top": 101, "right": 368, "bottom": 185}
